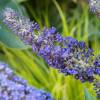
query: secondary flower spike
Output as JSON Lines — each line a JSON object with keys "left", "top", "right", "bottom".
{"left": 0, "top": 62, "right": 54, "bottom": 100}
{"left": 1, "top": 8, "right": 100, "bottom": 98}
{"left": 88, "top": 0, "right": 100, "bottom": 17}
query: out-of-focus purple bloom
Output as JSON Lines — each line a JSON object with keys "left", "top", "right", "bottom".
{"left": 0, "top": 62, "right": 54, "bottom": 100}
{"left": 88, "top": 0, "right": 100, "bottom": 17}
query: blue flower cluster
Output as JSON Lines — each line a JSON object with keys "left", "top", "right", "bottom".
{"left": 0, "top": 62, "right": 54, "bottom": 100}
{"left": 1, "top": 8, "right": 100, "bottom": 98}
{"left": 88, "top": 0, "right": 100, "bottom": 17}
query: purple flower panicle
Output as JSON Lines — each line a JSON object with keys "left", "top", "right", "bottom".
{"left": 0, "top": 62, "right": 54, "bottom": 100}
{"left": 1, "top": 8, "right": 96, "bottom": 82}
{"left": 1, "top": 8, "right": 100, "bottom": 98}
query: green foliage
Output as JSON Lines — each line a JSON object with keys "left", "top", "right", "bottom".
{"left": 0, "top": 0, "right": 100, "bottom": 100}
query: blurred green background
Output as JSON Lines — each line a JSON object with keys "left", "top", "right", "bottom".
{"left": 0, "top": 0, "right": 100, "bottom": 100}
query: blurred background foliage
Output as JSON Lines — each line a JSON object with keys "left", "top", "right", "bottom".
{"left": 0, "top": 0, "right": 100, "bottom": 100}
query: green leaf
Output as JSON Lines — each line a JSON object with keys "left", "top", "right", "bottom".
{"left": 0, "top": 0, "right": 28, "bottom": 49}
{"left": 84, "top": 89, "right": 95, "bottom": 100}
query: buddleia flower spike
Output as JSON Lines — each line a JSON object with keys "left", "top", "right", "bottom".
{"left": 1, "top": 7, "right": 100, "bottom": 98}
